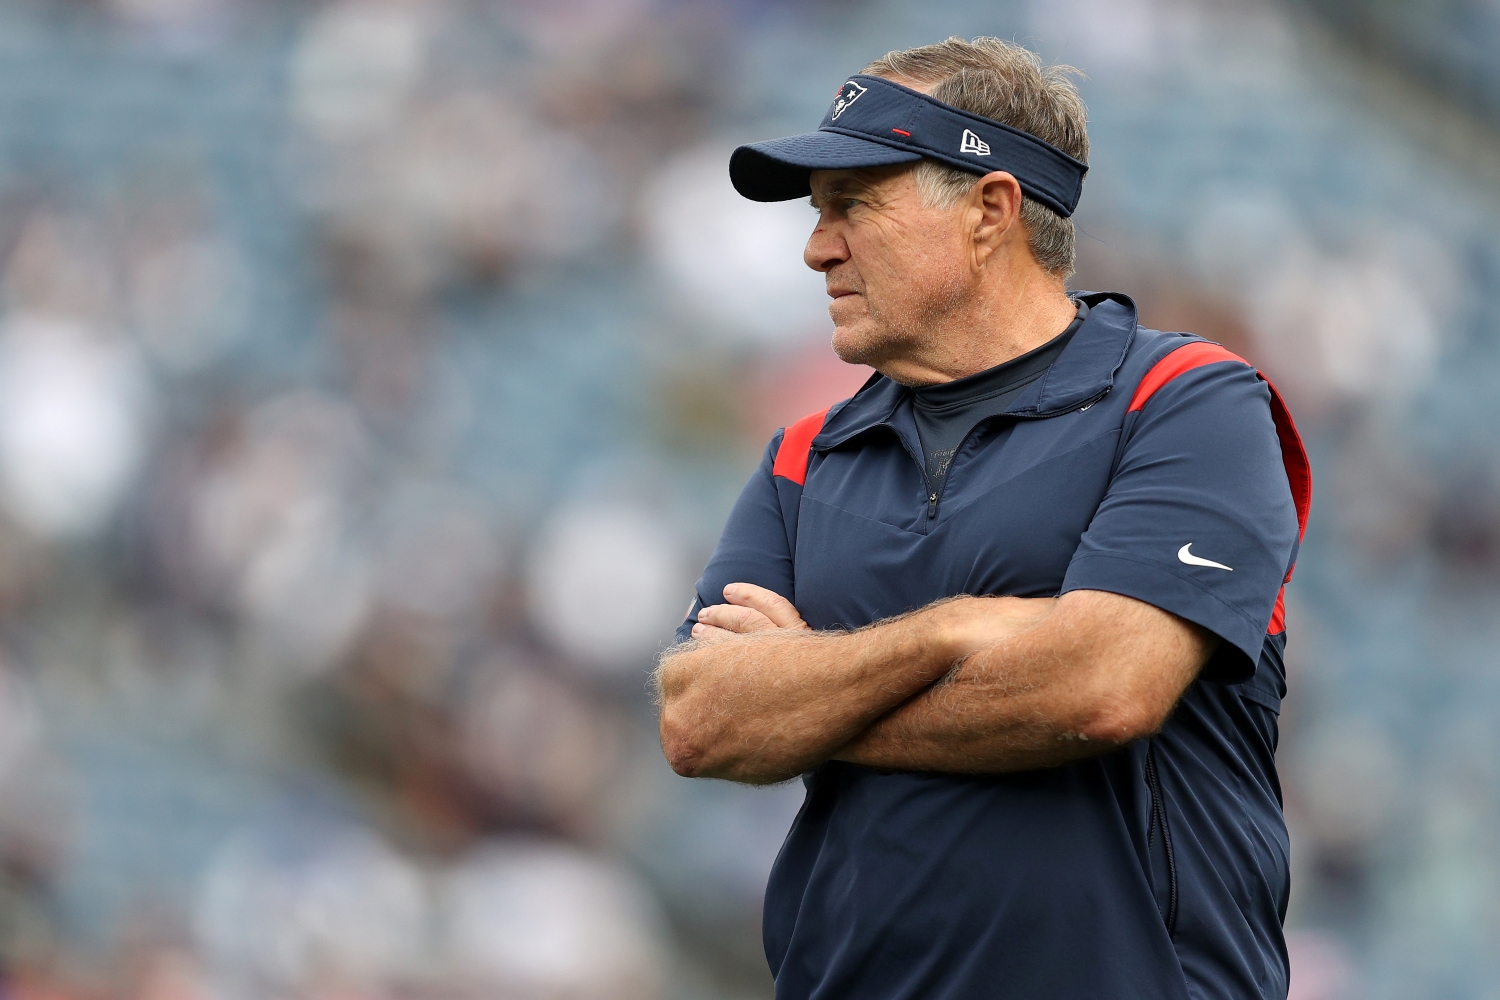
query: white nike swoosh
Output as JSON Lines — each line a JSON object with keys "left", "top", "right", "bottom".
{"left": 1178, "top": 544, "right": 1233, "bottom": 571}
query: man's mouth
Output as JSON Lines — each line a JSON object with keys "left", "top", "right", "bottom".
{"left": 827, "top": 287, "right": 860, "bottom": 300}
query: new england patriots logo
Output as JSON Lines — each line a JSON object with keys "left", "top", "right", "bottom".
{"left": 830, "top": 80, "right": 867, "bottom": 120}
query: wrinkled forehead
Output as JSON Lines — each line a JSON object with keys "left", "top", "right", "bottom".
{"left": 807, "top": 163, "right": 915, "bottom": 203}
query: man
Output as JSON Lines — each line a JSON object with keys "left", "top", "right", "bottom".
{"left": 656, "top": 37, "right": 1310, "bottom": 1000}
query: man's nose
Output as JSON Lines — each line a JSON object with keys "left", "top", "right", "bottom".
{"left": 804, "top": 221, "right": 849, "bottom": 273}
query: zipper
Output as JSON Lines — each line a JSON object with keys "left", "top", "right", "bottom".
{"left": 1145, "top": 741, "right": 1178, "bottom": 935}
{"left": 921, "top": 387, "right": 1113, "bottom": 523}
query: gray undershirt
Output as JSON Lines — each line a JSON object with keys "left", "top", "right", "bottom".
{"left": 911, "top": 300, "right": 1088, "bottom": 495}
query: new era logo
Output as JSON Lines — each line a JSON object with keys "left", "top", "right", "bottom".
{"left": 830, "top": 80, "right": 867, "bottom": 120}
{"left": 960, "top": 129, "right": 990, "bottom": 156}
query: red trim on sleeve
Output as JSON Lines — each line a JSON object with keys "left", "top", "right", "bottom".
{"left": 1267, "top": 588, "right": 1287, "bottom": 635}
{"left": 1129, "top": 341, "right": 1313, "bottom": 636}
{"left": 1268, "top": 385, "right": 1312, "bottom": 545}
{"left": 771, "top": 408, "right": 830, "bottom": 486}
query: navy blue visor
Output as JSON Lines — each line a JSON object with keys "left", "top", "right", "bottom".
{"left": 730, "top": 75, "right": 1088, "bottom": 218}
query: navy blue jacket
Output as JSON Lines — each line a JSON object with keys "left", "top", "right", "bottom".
{"left": 676, "top": 294, "right": 1310, "bottom": 1000}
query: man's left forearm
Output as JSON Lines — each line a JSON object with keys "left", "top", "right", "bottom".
{"left": 833, "top": 652, "right": 1106, "bottom": 773}
{"left": 834, "top": 590, "right": 1216, "bottom": 774}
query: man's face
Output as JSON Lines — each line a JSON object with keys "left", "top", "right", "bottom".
{"left": 805, "top": 165, "right": 972, "bottom": 376}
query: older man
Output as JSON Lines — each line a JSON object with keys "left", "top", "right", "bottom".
{"left": 656, "top": 37, "right": 1310, "bottom": 1000}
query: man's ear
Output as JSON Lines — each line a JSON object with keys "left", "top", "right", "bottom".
{"left": 970, "top": 171, "right": 1025, "bottom": 266}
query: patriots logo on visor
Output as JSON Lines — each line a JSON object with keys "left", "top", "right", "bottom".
{"left": 830, "top": 80, "right": 867, "bottom": 120}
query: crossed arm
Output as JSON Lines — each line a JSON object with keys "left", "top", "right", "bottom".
{"left": 654, "top": 585, "right": 1218, "bottom": 784}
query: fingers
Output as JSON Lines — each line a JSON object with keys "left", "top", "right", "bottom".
{"left": 688, "top": 584, "right": 810, "bottom": 639}
{"left": 697, "top": 603, "right": 779, "bottom": 634}
{"left": 722, "top": 583, "right": 809, "bottom": 630}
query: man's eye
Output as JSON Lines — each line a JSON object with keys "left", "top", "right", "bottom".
{"left": 843, "top": 198, "right": 862, "bottom": 209}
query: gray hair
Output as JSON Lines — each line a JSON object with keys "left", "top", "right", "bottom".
{"left": 862, "top": 37, "right": 1089, "bottom": 278}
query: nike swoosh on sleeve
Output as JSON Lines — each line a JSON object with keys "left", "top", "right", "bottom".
{"left": 1177, "top": 544, "right": 1233, "bottom": 571}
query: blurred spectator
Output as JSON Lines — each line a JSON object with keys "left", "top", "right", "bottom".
{"left": 440, "top": 837, "right": 666, "bottom": 1000}
{"left": 0, "top": 209, "right": 150, "bottom": 539}
{"left": 525, "top": 498, "right": 689, "bottom": 676}
{"left": 123, "top": 212, "right": 252, "bottom": 375}
{"left": 184, "top": 392, "right": 372, "bottom": 677}
{"left": 1286, "top": 930, "right": 1360, "bottom": 1000}
{"left": 371, "top": 478, "right": 501, "bottom": 624}
{"left": 642, "top": 143, "right": 828, "bottom": 349}
{"left": 196, "top": 813, "right": 428, "bottom": 999}
{"left": 0, "top": 315, "right": 149, "bottom": 540}
{"left": 0, "top": 662, "right": 77, "bottom": 975}
{"left": 458, "top": 656, "right": 624, "bottom": 834}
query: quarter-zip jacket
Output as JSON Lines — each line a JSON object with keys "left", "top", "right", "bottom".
{"left": 677, "top": 293, "right": 1307, "bottom": 1000}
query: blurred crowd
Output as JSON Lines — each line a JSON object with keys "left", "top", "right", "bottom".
{"left": 0, "top": 0, "right": 1496, "bottom": 998}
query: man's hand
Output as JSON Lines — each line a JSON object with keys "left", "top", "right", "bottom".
{"left": 691, "top": 583, "right": 811, "bottom": 640}
{"left": 655, "top": 585, "right": 961, "bottom": 784}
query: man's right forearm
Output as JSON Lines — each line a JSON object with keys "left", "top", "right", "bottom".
{"left": 654, "top": 611, "right": 959, "bottom": 784}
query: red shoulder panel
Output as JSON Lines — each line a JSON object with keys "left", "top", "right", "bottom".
{"left": 771, "top": 408, "right": 830, "bottom": 486}
{"left": 1129, "top": 341, "right": 1312, "bottom": 635}
{"left": 1128, "top": 341, "right": 1249, "bottom": 412}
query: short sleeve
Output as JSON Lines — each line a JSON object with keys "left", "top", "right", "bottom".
{"left": 1061, "top": 361, "right": 1299, "bottom": 682}
{"left": 674, "top": 432, "right": 797, "bottom": 644}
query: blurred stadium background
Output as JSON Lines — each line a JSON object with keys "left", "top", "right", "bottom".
{"left": 0, "top": 0, "right": 1494, "bottom": 997}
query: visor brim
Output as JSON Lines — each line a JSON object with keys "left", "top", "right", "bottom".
{"left": 729, "top": 131, "right": 924, "bottom": 202}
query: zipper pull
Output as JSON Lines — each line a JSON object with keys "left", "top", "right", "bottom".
{"left": 927, "top": 492, "right": 939, "bottom": 519}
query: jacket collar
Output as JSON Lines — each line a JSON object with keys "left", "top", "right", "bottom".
{"left": 812, "top": 291, "right": 1139, "bottom": 451}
